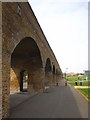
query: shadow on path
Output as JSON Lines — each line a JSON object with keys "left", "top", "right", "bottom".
{"left": 9, "top": 80, "right": 88, "bottom": 118}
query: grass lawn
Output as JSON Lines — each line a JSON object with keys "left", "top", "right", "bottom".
{"left": 78, "top": 88, "right": 90, "bottom": 100}
{"left": 88, "top": 74, "right": 90, "bottom": 78}
{"left": 68, "top": 80, "right": 89, "bottom": 86}
{"left": 65, "top": 74, "right": 90, "bottom": 100}
{"left": 66, "top": 75, "right": 78, "bottom": 81}
{"left": 66, "top": 75, "right": 90, "bottom": 86}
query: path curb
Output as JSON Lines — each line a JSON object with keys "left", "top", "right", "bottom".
{"left": 75, "top": 88, "right": 89, "bottom": 102}
{"left": 68, "top": 82, "right": 89, "bottom": 102}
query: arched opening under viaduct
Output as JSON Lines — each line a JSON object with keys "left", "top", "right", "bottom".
{"left": 56, "top": 69, "right": 58, "bottom": 85}
{"left": 53, "top": 65, "right": 56, "bottom": 84}
{"left": 45, "top": 58, "right": 52, "bottom": 87}
{"left": 10, "top": 37, "right": 44, "bottom": 93}
{"left": 9, "top": 37, "right": 45, "bottom": 114}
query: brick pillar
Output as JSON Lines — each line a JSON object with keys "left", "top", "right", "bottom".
{"left": 52, "top": 74, "right": 56, "bottom": 85}
{"left": 56, "top": 74, "right": 58, "bottom": 83}
{"left": 45, "top": 72, "right": 48, "bottom": 86}
{"left": 45, "top": 71, "right": 53, "bottom": 87}
{"left": 56, "top": 74, "right": 60, "bottom": 85}
{"left": 28, "top": 67, "right": 45, "bottom": 92}
{"left": 57, "top": 74, "right": 60, "bottom": 81}
{"left": 2, "top": 52, "right": 10, "bottom": 118}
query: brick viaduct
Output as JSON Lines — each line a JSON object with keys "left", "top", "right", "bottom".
{"left": 0, "top": 2, "right": 62, "bottom": 118}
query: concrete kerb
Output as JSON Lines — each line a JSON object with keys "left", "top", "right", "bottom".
{"left": 67, "top": 82, "right": 89, "bottom": 102}
{"left": 74, "top": 86, "right": 90, "bottom": 89}
{"left": 76, "top": 88, "right": 89, "bottom": 102}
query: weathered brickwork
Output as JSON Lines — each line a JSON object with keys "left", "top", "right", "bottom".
{"left": 0, "top": 1, "right": 2, "bottom": 119}
{"left": 1, "top": 2, "right": 62, "bottom": 118}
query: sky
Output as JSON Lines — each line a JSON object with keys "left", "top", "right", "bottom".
{"left": 29, "top": 0, "right": 88, "bottom": 73}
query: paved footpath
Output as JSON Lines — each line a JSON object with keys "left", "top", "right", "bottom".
{"left": 9, "top": 79, "right": 88, "bottom": 118}
{"left": 74, "top": 86, "right": 90, "bottom": 88}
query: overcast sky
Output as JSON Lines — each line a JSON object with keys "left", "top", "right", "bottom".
{"left": 29, "top": 0, "right": 88, "bottom": 73}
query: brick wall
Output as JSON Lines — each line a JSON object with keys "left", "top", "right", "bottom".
{"left": 2, "top": 2, "right": 62, "bottom": 118}
{"left": 0, "top": 1, "right": 2, "bottom": 119}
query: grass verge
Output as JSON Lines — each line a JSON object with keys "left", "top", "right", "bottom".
{"left": 68, "top": 81, "right": 89, "bottom": 86}
{"left": 77, "top": 88, "right": 90, "bottom": 100}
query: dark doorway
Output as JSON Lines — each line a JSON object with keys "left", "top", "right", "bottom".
{"left": 45, "top": 58, "right": 52, "bottom": 86}
{"left": 20, "top": 70, "right": 28, "bottom": 92}
{"left": 53, "top": 65, "right": 55, "bottom": 75}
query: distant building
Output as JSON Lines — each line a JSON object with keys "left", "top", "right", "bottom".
{"left": 84, "top": 70, "right": 90, "bottom": 75}
{"left": 84, "top": 70, "right": 90, "bottom": 80}
{"left": 67, "top": 72, "right": 76, "bottom": 76}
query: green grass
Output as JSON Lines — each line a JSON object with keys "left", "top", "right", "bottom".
{"left": 68, "top": 80, "right": 89, "bottom": 86}
{"left": 66, "top": 75, "right": 78, "bottom": 81}
{"left": 66, "top": 75, "right": 86, "bottom": 81}
{"left": 78, "top": 88, "right": 90, "bottom": 100}
{"left": 65, "top": 74, "right": 90, "bottom": 100}
{"left": 89, "top": 74, "right": 90, "bottom": 80}
{"left": 66, "top": 75, "right": 90, "bottom": 86}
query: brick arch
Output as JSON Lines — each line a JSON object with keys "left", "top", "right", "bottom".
{"left": 2, "top": 37, "right": 45, "bottom": 118}
{"left": 10, "top": 37, "right": 44, "bottom": 93}
{"left": 11, "top": 36, "right": 44, "bottom": 66}
{"left": 53, "top": 65, "right": 55, "bottom": 74}
{"left": 52, "top": 65, "right": 56, "bottom": 84}
{"left": 2, "top": 2, "right": 62, "bottom": 118}
{"left": 45, "top": 58, "right": 52, "bottom": 86}
{"left": 45, "top": 58, "right": 52, "bottom": 72}
{"left": 56, "top": 69, "right": 58, "bottom": 83}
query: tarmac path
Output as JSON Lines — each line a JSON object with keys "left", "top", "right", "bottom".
{"left": 9, "top": 79, "right": 88, "bottom": 118}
